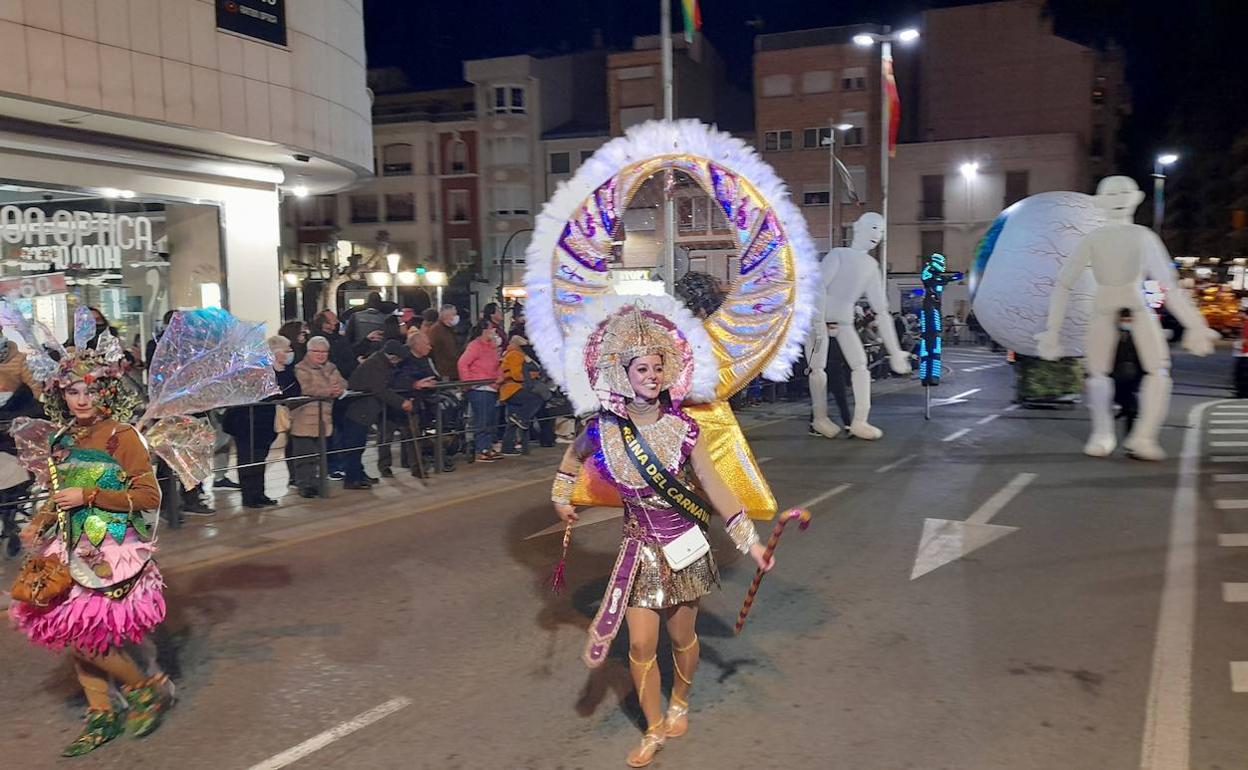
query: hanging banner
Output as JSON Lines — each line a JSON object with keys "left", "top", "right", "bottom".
{"left": 216, "top": 0, "right": 287, "bottom": 47}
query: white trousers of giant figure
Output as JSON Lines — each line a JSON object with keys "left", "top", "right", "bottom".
{"left": 808, "top": 212, "right": 910, "bottom": 440}
{"left": 808, "top": 325, "right": 878, "bottom": 438}
{"left": 1038, "top": 176, "right": 1217, "bottom": 461}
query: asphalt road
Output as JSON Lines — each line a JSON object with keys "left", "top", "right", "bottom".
{"left": 2, "top": 346, "right": 1246, "bottom": 769}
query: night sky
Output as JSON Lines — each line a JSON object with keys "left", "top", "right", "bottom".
{"left": 364, "top": 0, "right": 1248, "bottom": 242}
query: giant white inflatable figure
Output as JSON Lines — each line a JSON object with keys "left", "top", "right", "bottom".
{"left": 1037, "top": 176, "right": 1218, "bottom": 460}
{"left": 971, "top": 191, "right": 1104, "bottom": 357}
{"left": 807, "top": 212, "right": 910, "bottom": 440}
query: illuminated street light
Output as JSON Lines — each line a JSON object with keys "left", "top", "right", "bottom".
{"left": 960, "top": 162, "right": 979, "bottom": 179}
{"left": 1153, "top": 153, "right": 1181, "bottom": 235}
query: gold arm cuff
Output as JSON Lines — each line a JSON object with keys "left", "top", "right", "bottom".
{"left": 551, "top": 472, "right": 577, "bottom": 505}
{"left": 725, "top": 511, "right": 760, "bottom": 554}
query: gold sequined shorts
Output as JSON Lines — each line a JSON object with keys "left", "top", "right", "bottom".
{"left": 628, "top": 541, "right": 719, "bottom": 610}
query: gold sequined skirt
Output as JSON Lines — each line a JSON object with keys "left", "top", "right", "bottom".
{"left": 628, "top": 541, "right": 719, "bottom": 610}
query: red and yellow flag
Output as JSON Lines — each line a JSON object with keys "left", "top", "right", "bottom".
{"left": 884, "top": 53, "right": 901, "bottom": 158}
{"left": 681, "top": 0, "right": 702, "bottom": 43}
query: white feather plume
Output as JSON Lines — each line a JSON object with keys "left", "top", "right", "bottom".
{"left": 524, "top": 119, "right": 819, "bottom": 391}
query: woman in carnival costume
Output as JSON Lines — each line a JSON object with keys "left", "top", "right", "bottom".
{"left": 9, "top": 328, "right": 173, "bottom": 756}
{"left": 551, "top": 296, "right": 773, "bottom": 767}
{"left": 527, "top": 119, "right": 818, "bottom": 767}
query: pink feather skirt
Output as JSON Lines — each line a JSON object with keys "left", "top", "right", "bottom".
{"left": 8, "top": 530, "right": 166, "bottom": 655}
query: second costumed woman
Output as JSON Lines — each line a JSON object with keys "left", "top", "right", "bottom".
{"left": 550, "top": 297, "right": 771, "bottom": 767}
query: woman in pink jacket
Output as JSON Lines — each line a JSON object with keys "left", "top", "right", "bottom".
{"left": 457, "top": 323, "right": 504, "bottom": 462}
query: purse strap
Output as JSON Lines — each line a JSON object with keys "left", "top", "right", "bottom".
{"left": 617, "top": 414, "right": 712, "bottom": 531}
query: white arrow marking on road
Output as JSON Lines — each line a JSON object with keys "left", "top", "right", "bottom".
{"left": 910, "top": 472, "right": 1037, "bottom": 580}
{"left": 929, "top": 388, "right": 981, "bottom": 408}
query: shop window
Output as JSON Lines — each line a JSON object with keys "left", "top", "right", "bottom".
{"left": 382, "top": 143, "right": 413, "bottom": 176}
{"left": 1004, "top": 171, "right": 1029, "bottom": 207}
{"left": 549, "top": 152, "right": 571, "bottom": 174}
{"left": 842, "top": 67, "right": 867, "bottom": 92}
{"left": 761, "top": 74, "right": 793, "bottom": 97}
{"left": 920, "top": 175, "right": 945, "bottom": 221}
{"left": 385, "top": 193, "right": 415, "bottom": 222}
{"left": 763, "top": 130, "right": 793, "bottom": 152}
{"left": 492, "top": 85, "right": 526, "bottom": 114}
{"left": 803, "top": 127, "right": 833, "bottom": 149}
{"left": 449, "top": 190, "right": 470, "bottom": 223}
{"left": 351, "top": 195, "right": 380, "bottom": 224}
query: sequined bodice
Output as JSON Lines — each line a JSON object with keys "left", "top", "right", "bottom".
{"left": 57, "top": 447, "right": 151, "bottom": 548}
{"left": 598, "top": 412, "right": 691, "bottom": 497}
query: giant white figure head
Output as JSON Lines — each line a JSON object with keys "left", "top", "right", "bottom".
{"left": 970, "top": 192, "right": 1105, "bottom": 357}
{"left": 851, "top": 212, "right": 885, "bottom": 252}
{"left": 1093, "top": 175, "right": 1146, "bottom": 223}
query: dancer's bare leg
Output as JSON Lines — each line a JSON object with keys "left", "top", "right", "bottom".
{"left": 663, "top": 601, "right": 699, "bottom": 738}
{"left": 625, "top": 607, "right": 665, "bottom": 767}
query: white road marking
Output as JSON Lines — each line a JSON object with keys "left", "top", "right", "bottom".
{"left": 247, "top": 697, "right": 413, "bottom": 770}
{"left": 942, "top": 428, "right": 971, "bottom": 442}
{"left": 1218, "top": 533, "right": 1248, "bottom": 547}
{"left": 1210, "top": 455, "right": 1248, "bottom": 463}
{"left": 1214, "top": 499, "right": 1248, "bottom": 510}
{"left": 1004, "top": 404, "right": 1021, "bottom": 412}
{"left": 910, "top": 472, "right": 1037, "bottom": 580}
{"left": 1222, "top": 583, "right": 1248, "bottom": 603}
{"left": 1232, "top": 662, "right": 1248, "bottom": 693}
{"left": 1210, "top": 419, "right": 1248, "bottom": 425}
{"left": 1139, "top": 400, "right": 1217, "bottom": 770}
{"left": 875, "top": 454, "right": 917, "bottom": 475}
{"left": 1211, "top": 441, "right": 1248, "bottom": 447}
{"left": 1214, "top": 474, "right": 1248, "bottom": 482}
{"left": 1211, "top": 429, "right": 1248, "bottom": 435}
{"left": 525, "top": 507, "right": 622, "bottom": 539}
{"left": 929, "top": 388, "right": 981, "bottom": 408}
{"left": 794, "top": 483, "right": 851, "bottom": 511}
{"left": 976, "top": 414, "right": 1000, "bottom": 426}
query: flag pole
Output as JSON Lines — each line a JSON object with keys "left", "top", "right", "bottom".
{"left": 661, "top": 0, "right": 676, "bottom": 295}
{"left": 879, "top": 27, "right": 891, "bottom": 288}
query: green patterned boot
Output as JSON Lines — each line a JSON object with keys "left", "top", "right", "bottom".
{"left": 62, "top": 709, "right": 125, "bottom": 757}
{"left": 123, "top": 674, "right": 174, "bottom": 738}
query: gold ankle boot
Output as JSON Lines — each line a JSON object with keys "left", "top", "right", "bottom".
{"left": 626, "top": 726, "right": 666, "bottom": 768}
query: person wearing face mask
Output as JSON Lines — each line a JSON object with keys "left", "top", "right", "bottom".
{"left": 291, "top": 336, "right": 347, "bottom": 497}
{"left": 1112, "top": 308, "right": 1143, "bottom": 434}
{"left": 63, "top": 306, "right": 119, "bottom": 353}
{"left": 429, "top": 304, "right": 463, "bottom": 381}
{"left": 222, "top": 335, "right": 301, "bottom": 508}
{"left": 458, "top": 323, "right": 503, "bottom": 462}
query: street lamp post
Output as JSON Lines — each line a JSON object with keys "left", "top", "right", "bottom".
{"left": 854, "top": 26, "right": 920, "bottom": 285}
{"left": 1153, "top": 153, "right": 1179, "bottom": 235}
{"left": 497, "top": 227, "right": 535, "bottom": 309}
{"left": 823, "top": 123, "right": 855, "bottom": 251}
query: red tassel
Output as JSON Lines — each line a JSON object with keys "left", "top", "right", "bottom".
{"left": 547, "top": 522, "right": 573, "bottom": 595}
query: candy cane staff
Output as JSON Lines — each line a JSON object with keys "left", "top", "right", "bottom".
{"left": 548, "top": 296, "right": 774, "bottom": 768}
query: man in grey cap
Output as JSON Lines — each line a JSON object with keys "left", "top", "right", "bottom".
{"left": 341, "top": 340, "right": 413, "bottom": 489}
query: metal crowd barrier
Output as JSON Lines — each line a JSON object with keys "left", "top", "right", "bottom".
{"left": 0, "top": 376, "right": 578, "bottom": 535}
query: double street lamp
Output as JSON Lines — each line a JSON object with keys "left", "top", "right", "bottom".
{"left": 1153, "top": 152, "right": 1179, "bottom": 235}
{"left": 854, "top": 26, "right": 920, "bottom": 284}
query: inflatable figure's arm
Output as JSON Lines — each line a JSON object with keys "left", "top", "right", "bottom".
{"left": 1036, "top": 237, "right": 1091, "bottom": 360}
{"left": 1146, "top": 230, "right": 1217, "bottom": 355}
{"left": 863, "top": 269, "right": 911, "bottom": 373}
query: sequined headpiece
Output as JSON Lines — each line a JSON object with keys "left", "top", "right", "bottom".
{"left": 564, "top": 294, "right": 718, "bottom": 417}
